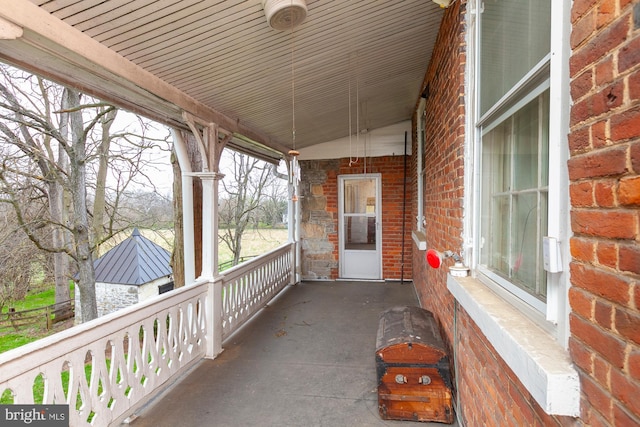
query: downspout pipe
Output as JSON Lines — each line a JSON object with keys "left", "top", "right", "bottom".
{"left": 401, "top": 131, "right": 408, "bottom": 284}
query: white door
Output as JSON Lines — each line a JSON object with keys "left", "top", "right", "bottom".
{"left": 339, "top": 174, "right": 382, "bottom": 279}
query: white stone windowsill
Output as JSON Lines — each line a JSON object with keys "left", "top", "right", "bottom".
{"left": 447, "top": 275, "right": 580, "bottom": 417}
{"left": 412, "top": 230, "right": 427, "bottom": 250}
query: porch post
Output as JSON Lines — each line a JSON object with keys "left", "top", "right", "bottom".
{"left": 182, "top": 113, "right": 230, "bottom": 358}
{"left": 287, "top": 156, "right": 301, "bottom": 284}
{"left": 170, "top": 129, "right": 196, "bottom": 285}
{"left": 198, "top": 171, "right": 225, "bottom": 358}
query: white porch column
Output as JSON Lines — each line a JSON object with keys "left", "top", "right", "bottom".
{"left": 287, "top": 156, "right": 301, "bottom": 284}
{"left": 197, "top": 172, "right": 220, "bottom": 280}
{"left": 197, "top": 171, "right": 225, "bottom": 358}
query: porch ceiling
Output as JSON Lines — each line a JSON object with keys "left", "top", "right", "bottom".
{"left": 1, "top": 0, "right": 443, "bottom": 158}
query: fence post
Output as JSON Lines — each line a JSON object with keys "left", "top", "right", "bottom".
{"left": 46, "top": 306, "right": 52, "bottom": 330}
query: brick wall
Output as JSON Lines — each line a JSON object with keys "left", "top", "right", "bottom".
{"left": 412, "top": 1, "right": 592, "bottom": 426}
{"left": 411, "top": 0, "right": 467, "bottom": 340}
{"left": 299, "top": 156, "right": 412, "bottom": 281}
{"left": 568, "top": 1, "right": 640, "bottom": 425}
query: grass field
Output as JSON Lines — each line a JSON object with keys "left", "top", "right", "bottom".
{"left": 218, "top": 228, "right": 289, "bottom": 265}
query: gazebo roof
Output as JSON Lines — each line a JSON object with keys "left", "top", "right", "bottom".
{"left": 93, "top": 228, "right": 171, "bottom": 286}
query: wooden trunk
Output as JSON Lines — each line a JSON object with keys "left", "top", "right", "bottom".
{"left": 376, "top": 306, "right": 454, "bottom": 424}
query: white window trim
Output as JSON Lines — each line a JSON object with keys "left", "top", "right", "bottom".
{"left": 453, "top": 0, "right": 579, "bottom": 416}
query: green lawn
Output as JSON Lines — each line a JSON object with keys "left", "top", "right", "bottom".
{"left": 1, "top": 284, "right": 74, "bottom": 314}
{"left": 0, "top": 284, "right": 74, "bottom": 354}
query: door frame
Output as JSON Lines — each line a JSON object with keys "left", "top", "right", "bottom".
{"left": 338, "top": 173, "right": 382, "bottom": 280}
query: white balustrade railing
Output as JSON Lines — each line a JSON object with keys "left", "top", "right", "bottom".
{"left": 0, "top": 280, "right": 209, "bottom": 426}
{"left": 0, "top": 244, "right": 295, "bottom": 426}
{"left": 220, "top": 243, "right": 294, "bottom": 340}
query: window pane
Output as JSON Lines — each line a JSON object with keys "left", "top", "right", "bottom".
{"left": 480, "top": 0, "right": 551, "bottom": 114}
{"left": 344, "top": 179, "right": 375, "bottom": 214}
{"left": 480, "top": 91, "right": 549, "bottom": 302}
{"left": 344, "top": 216, "right": 376, "bottom": 250}
{"left": 513, "top": 100, "right": 538, "bottom": 191}
{"left": 511, "top": 192, "right": 538, "bottom": 293}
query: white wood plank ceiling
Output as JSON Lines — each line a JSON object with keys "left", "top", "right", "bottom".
{"left": 17, "top": 0, "right": 444, "bottom": 154}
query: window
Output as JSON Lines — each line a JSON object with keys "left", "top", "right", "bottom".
{"left": 476, "top": 0, "right": 553, "bottom": 315}
{"left": 447, "top": 1, "right": 579, "bottom": 415}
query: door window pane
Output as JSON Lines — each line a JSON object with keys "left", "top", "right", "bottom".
{"left": 344, "top": 179, "right": 376, "bottom": 214}
{"left": 344, "top": 216, "right": 376, "bottom": 250}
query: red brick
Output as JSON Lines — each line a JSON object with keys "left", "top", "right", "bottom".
{"left": 614, "top": 403, "right": 640, "bottom": 427}
{"left": 571, "top": 209, "right": 637, "bottom": 239}
{"left": 570, "top": 263, "right": 631, "bottom": 306}
{"left": 592, "top": 120, "right": 608, "bottom": 149}
{"left": 619, "top": 243, "right": 640, "bottom": 275}
{"left": 595, "top": 55, "right": 615, "bottom": 87}
{"left": 619, "top": 31, "right": 640, "bottom": 73}
{"left": 571, "top": 68, "right": 594, "bottom": 101}
{"left": 615, "top": 307, "right": 640, "bottom": 345}
{"left": 569, "top": 126, "right": 591, "bottom": 153}
{"left": 568, "top": 146, "right": 628, "bottom": 179}
{"left": 611, "top": 106, "right": 640, "bottom": 142}
{"left": 595, "top": 299, "right": 614, "bottom": 329}
{"left": 593, "top": 355, "right": 612, "bottom": 389}
{"left": 572, "top": 0, "right": 598, "bottom": 20}
{"left": 611, "top": 368, "right": 640, "bottom": 416}
{"left": 629, "top": 348, "right": 640, "bottom": 381}
{"left": 584, "top": 403, "right": 610, "bottom": 427}
{"left": 594, "top": 180, "right": 615, "bottom": 207}
{"left": 571, "top": 81, "right": 624, "bottom": 125}
{"left": 570, "top": 17, "right": 629, "bottom": 73}
{"left": 572, "top": 9, "right": 597, "bottom": 49}
{"left": 632, "top": 142, "right": 640, "bottom": 173}
{"left": 570, "top": 286, "right": 595, "bottom": 319}
{"left": 571, "top": 237, "right": 596, "bottom": 263}
{"left": 596, "top": 241, "right": 617, "bottom": 269}
{"left": 580, "top": 372, "right": 614, "bottom": 419}
{"left": 630, "top": 68, "right": 640, "bottom": 101}
{"left": 597, "top": 0, "right": 617, "bottom": 28}
{"left": 619, "top": 176, "right": 640, "bottom": 206}
{"left": 570, "top": 182, "right": 594, "bottom": 206}
{"left": 571, "top": 313, "right": 627, "bottom": 368}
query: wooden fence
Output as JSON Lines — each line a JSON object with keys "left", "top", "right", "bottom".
{"left": 0, "top": 300, "right": 74, "bottom": 334}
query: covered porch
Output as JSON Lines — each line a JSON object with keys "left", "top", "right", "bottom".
{"left": 0, "top": 1, "right": 451, "bottom": 426}
{"left": 128, "top": 280, "right": 436, "bottom": 427}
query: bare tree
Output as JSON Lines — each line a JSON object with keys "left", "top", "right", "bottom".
{"left": 218, "top": 151, "right": 285, "bottom": 266}
{"left": 0, "top": 64, "right": 173, "bottom": 322}
{"left": 0, "top": 199, "right": 47, "bottom": 313}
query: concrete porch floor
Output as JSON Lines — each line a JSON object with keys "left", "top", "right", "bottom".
{"left": 127, "top": 281, "right": 458, "bottom": 427}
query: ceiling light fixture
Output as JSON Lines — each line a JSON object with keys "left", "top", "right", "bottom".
{"left": 263, "top": 0, "right": 308, "bottom": 31}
